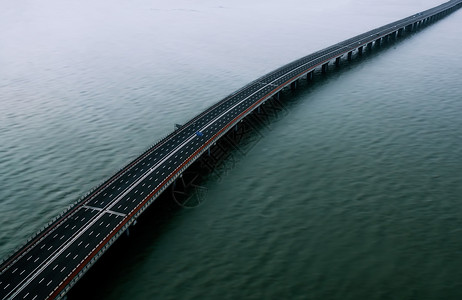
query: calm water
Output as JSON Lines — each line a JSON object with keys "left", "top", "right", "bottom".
{"left": 1, "top": 0, "right": 462, "bottom": 299}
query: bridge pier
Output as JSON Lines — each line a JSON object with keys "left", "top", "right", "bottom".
{"left": 347, "top": 51, "right": 352, "bottom": 61}
{"left": 398, "top": 28, "right": 403, "bottom": 37}
{"left": 307, "top": 71, "right": 313, "bottom": 81}
{"left": 322, "top": 62, "right": 329, "bottom": 74}
{"left": 375, "top": 38, "right": 381, "bottom": 46}
{"left": 367, "top": 42, "right": 373, "bottom": 50}
{"left": 335, "top": 56, "right": 341, "bottom": 67}
{"left": 290, "top": 79, "right": 298, "bottom": 90}
{"left": 358, "top": 46, "right": 363, "bottom": 55}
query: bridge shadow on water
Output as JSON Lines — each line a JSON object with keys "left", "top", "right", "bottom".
{"left": 67, "top": 26, "right": 430, "bottom": 299}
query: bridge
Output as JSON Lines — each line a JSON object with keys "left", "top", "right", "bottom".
{"left": 1, "top": 1, "right": 461, "bottom": 299}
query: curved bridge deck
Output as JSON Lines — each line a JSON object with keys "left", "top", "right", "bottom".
{"left": 1, "top": 1, "right": 461, "bottom": 299}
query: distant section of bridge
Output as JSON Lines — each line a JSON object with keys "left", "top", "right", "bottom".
{"left": 1, "top": 1, "right": 461, "bottom": 299}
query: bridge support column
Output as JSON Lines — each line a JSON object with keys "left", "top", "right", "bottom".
{"left": 307, "top": 71, "right": 313, "bottom": 81}
{"left": 347, "top": 51, "right": 352, "bottom": 61}
{"left": 398, "top": 28, "right": 403, "bottom": 37}
{"left": 358, "top": 46, "right": 363, "bottom": 56}
{"left": 367, "top": 42, "right": 373, "bottom": 50}
{"left": 322, "top": 62, "right": 329, "bottom": 74}
{"left": 375, "top": 38, "right": 381, "bottom": 46}
{"left": 335, "top": 57, "right": 341, "bottom": 67}
{"left": 290, "top": 79, "right": 298, "bottom": 90}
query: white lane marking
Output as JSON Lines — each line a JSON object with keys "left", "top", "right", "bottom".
{"left": 106, "top": 210, "right": 126, "bottom": 217}
{"left": 257, "top": 81, "right": 278, "bottom": 87}
{"left": 83, "top": 205, "right": 103, "bottom": 211}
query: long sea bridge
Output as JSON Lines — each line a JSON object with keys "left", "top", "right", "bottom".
{"left": 1, "top": 1, "right": 461, "bottom": 299}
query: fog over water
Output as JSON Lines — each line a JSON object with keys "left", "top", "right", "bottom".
{"left": 1, "top": 0, "right": 462, "bottom": 299}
